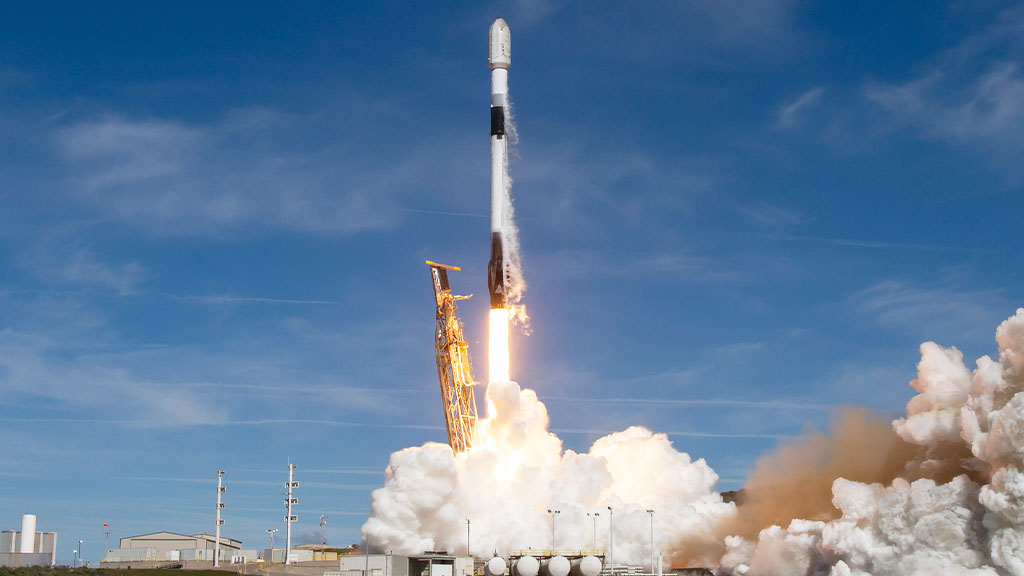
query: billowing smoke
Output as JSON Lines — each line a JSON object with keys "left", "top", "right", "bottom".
{"left": 499, "top": 100, "right": 528, "bottom": 330}
{"left": 719, "top": 308, "right": 1024, "bottom": 576}
{"left": 361, "top": 380, "right": 734, "bottom": 567}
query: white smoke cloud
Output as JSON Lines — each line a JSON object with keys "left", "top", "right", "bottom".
{"left": 363, "top": 294, "right": 1024, "bottom": 575}
{"left": 721, "top": 308, "right": 1024, "bottom": 576}
{"left": 361, "top": 380, "right": 733, "bottom": 567}
{"left": 500, "top": 100, "right": 530, "bottom": 330}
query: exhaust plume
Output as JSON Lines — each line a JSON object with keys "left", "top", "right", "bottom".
{"left": 361, "top": 379, "right": 734, "bottom": 567}
{"left": 719, "top": 308, "right": 1024, "bottom": 576}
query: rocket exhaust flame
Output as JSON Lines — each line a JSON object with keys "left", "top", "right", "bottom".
{"left": 489, "top": 308, "right": 511, "bottom": 384}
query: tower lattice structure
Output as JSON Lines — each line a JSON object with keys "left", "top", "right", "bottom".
{"left": 427, "top": 261, "right": 480, "bottom": 454}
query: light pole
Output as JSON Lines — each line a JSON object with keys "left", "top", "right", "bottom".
{"left": 646, "top": 510, "right": 654, "bottom": 575}
{"left": 284, "top": 462, "right": 298, "bottom": 565}
{"left": 587, "top": 513, "right": 599, "bottom": 551}
{"left": 78, "top": 540, "right": 83, "bottom": 568}
{"left": 73, "top": 550, "right": 78, "bottom": 568}
{"left": 546, "top": 509, "right": 560, "bottom": 553}
{"left": 466, "top": 518, "right": 471, "bottom": 557}
{"left": 215, "top": 469, "right": 226, "bottom": 567}
{"left": 266, "top": 529, "right": 278, "bottom": 559}
{"left": 606, "top": 506, "right": 614, "bottom": 573}
{"left": 320, "top": 515, "right": 328, "bottom": 548}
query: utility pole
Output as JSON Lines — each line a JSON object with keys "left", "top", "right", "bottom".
{"left": 646, "top": 510, "right": 654, "bottom": 576}
{"left": 606, "top": 507, "right": 614, "bottom": 574}
{"left": 320, "top": 515, "right": 328, "bottom": 548}
{"left": 546, "top": 509, "right": 560, "bottom": 553}
{"left": 284, "top": 462, "right": 298, "bottom": 565}
{"left": 215, "top": 470, "right": 225, "bottom": 567}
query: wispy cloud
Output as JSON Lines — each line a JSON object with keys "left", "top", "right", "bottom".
{"left": 851, "top": 279, "right": 1007, "bottom": 341}
{"left": 733, "top": 201, "right": 811, "bottom": 227}
{"left": 860, "top": 7, "right": 1024, "bottom": 177}
{"left": 865, "top": 63, "right": 1024, "bottom": 151}
{"left": 777, "top": 87, "right": 825, "bottom": 129}
{"left": 783, "top": 235, "right": 989, "bottom": 253}
{"left": 543, "top": 396, "right": 831, "bottom": 411}
{"left": 51, "top": 108, "right": 421, "bottom": 236}
{"left": 17, "top": 241, "right": 144, "bottom": 295}
{"left": 534, "top": 248, "right": 741, "bottom": 284}
{"left": 171, "top": 294, "right": 337, "bottom": 306}
{"left": 551, "top": 427, "right": 787, "bottom": 440}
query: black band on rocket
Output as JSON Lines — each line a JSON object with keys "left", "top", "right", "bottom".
{"left": 490, "top": 107, "right": 505, "bottom": 138}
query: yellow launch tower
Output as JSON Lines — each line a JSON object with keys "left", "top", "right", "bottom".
{"left": 426, "top": 261, "right": 479, "bottom": 454}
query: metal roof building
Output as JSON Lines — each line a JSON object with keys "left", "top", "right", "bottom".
{"left": 119, "top": 531, "right": 242, "bottom": 554}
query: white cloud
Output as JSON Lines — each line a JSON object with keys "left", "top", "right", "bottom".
{"left": 852, "top": 279, "right": 1008, "bottom": 341}
{"left": 865, "top": 63, "right": 1024, "bottom": 151}
{"left": 52, "top": 110, "right": 413, "bottom": 236}
{"left": 777, "top": 87, "right": 825, "bottom": 128}
{"left": 0, "top": 329, "right": 226, "bottom": 427}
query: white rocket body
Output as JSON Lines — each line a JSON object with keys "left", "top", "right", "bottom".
{"left": 487, "top": 18, "right": 511, "bottom": 309}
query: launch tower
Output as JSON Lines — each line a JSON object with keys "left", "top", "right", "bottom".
{"left": 427, "top": 261, "right": 480, "bottom": 454}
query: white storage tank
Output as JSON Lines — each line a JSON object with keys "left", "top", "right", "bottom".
{"left": 484, "top": 556, "right": 508, "bottom": 576}
{"left": 19, "top": 515, "right": 36, "bottom": 553}
{"left": 569, "top": 556, "right": 601, "bottom": 576}
{"left": 513, "top": 556, "right": 539, "bottom": 576}
{"left": 540, "top": 556, "right": 569, "bottom": 576}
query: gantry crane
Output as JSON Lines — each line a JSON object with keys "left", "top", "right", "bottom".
{"left": 427, "top": 261, "right": 480, "bottom": 454}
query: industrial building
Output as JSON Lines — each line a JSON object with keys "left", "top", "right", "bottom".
{"left": 103, "top": 530, "right": 257, "bottom": 567}
{"left": 0, "top": 515, "right": 57, "bottom": 568}
{"left": 337, "top": 553, "right": 473, "bottom": 576}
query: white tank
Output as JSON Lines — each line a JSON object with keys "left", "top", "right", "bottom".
{"left": 485, "top": 557, "right": 508, "bottom": 576}
{"left": 570, "top": 556, "right": 602, "bottom": 576}
{"left": 513, "top": 555, "right": 540, "bottom": 576}
{"left": 19, "top": 515, "right": 36, "bottom": 553}
{"left": 540, "top": 556, "right": 570, "bottom": 576}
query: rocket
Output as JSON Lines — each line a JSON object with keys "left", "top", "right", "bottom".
{"left": 487, "top": 17, "right": 511, "bottom": 310}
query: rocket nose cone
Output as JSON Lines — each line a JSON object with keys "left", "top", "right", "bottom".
{"left": 489, "top": 18, "right": 511, "bottom": 69}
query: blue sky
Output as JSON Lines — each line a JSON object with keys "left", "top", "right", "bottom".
{"left": 2, "top": 0, "right": 1023, "bottom": 565}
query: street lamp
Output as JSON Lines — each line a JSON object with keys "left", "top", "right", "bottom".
{"left": 78, "top": 540, "right": 84, "bottom": 568}
{"left": 266, "top": 528, "right": 278, "bottom": 559}
{"left": 646, "top": 510, "right": 654, "bottom": 575}
{"left": 465, "top": 518, "right": 471, "bottom": 557}
{"left": 586, "top": 513, "right": 599, "bottom": 551}
{"left": 606, "top": 507, "right": 614, "bottom": 573}
{"left": 546, "top": 509, "right": 560, "bottom": 553}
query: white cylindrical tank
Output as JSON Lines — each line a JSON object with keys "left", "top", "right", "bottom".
{"left": 485, "top": 557, "right": 508, "bottom": 576}
{"left": 540, "top": 556, "right": 570, "bottom": 576}
{"left": 513, "top": 555, "right": 540, "bottom": 576}
{"left": 19, "top": 515, "right": 36, "bottom": 553}
{"left": 570, "top": 556, "right": 602, "bottom": 576}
